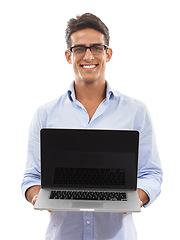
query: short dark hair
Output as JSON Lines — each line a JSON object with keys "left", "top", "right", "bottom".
{"left": 65, "top": 13, "right": 110, "bottom": 48}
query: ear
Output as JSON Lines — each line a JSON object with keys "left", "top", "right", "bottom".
{"left": 106, "top": 48, "right": 113, "bottom": 62}
{"left": 65, "top": 50, "right": 72, "bottom": 64}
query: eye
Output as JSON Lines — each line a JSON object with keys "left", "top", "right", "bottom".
{"left": 73, "top": 47, "right": 85, "bottom": 54}
{"left": 92, "top": 45, "right": 104, "bottom": 52}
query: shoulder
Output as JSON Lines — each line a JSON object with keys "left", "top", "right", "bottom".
{"left": 32, "top": 93, "right": 68, "bottom": 127}
{"left": 37, "top": 92, "right": 67, "bottom": 113}
{"left": 113, "top": 90, "right": 153, "bottom": 131}
{"left": 112, "top": 88, "right": 147, "bottom": 110}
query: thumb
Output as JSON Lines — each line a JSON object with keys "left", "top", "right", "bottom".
{"left": 31, "top": 195, "right": 38, "bottom": 206}
{"left": 139, "top": 199, "right": 143, "bottom": 208}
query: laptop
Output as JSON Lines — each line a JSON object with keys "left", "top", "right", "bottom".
{"left": 34, "top": 128, "right": 141, "bottom": 212}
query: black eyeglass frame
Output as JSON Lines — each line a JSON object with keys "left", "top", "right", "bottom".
{"left": 68, "top": 44, "right": 109, "bottom": 55}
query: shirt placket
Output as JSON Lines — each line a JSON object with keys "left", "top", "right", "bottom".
{"left": 83, "top": 211, "right": 94, "bottom": 240}
{"left": 74, "top": 98, "right": 108, "bottom": 128}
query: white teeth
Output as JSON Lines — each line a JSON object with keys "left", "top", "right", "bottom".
{"left": 82, "top": 65, "right": 96, "bottom": 69}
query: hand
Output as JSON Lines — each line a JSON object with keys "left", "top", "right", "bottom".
{"left": 122, "top": 192, "right": 146, "bottom": 215}
{"left": 31, "top": 194, "right": 52, "bottom": 212}
{"left": 137, "top": 188, "right": 149, "bottom": 206}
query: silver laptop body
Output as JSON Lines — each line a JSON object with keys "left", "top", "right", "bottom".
{"left": 34, "top": 129, "right": 140, "bottom": 212}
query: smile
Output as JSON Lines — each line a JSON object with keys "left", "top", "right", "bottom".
{"left": 81, "top": 64, "right": 98, "bottom": 69}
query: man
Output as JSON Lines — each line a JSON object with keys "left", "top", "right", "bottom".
{"left": 22, "top": 13, "right": 163, "bottom": 240}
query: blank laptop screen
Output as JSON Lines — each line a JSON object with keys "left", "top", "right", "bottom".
{"left": 40, "top": 129, "right": 139, "bottom": 190}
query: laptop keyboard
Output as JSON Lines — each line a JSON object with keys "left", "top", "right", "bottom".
{"left": 50, "top": 190, "right": 127, "bottom": 201}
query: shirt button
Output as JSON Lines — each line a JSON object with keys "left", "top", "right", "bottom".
{"left": 86, "top": 221, "right": 91, "bottom": 225}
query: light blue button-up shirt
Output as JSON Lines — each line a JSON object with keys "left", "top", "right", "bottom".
{"left": 21, "top": 81, "right": 163, "bottom": 240}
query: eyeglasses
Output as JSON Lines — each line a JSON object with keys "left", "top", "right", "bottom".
{"left": 69, "top": 44, "right": 109, "bottom": 56}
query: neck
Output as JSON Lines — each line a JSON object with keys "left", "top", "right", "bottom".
{"left": 74, "top": 80, "right": 106, "bottom": 103}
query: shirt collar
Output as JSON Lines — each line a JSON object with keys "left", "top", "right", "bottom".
{"left": 67, "top": 81, "right": 116, "bottom": 102}
{"left": 67, "top": 82, "right": 76, "bottom": 102}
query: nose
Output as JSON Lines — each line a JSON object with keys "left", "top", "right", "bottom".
{"left": 83, "top": 48, "right": 94, "bottom": 61}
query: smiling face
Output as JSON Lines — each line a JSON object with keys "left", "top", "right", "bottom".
{"left": 65, "top": 28, "right": 112, "bottom": 85}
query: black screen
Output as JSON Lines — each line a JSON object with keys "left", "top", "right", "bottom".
{"left": 41, "top": 129, "right": 139, "bottom": 190}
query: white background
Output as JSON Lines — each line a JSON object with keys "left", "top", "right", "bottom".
{"left": 0, "top": 0, "right": 180, "bottom": 239}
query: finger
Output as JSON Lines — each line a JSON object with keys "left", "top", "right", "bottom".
{"left": 139, "top": 199, "right": 143, "bottom": 208}
{"left": 31, "top": 195, "right": 38, "bottom": 206}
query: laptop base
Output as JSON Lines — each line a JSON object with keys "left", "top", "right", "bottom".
{"left": 34, "top": 189, "right": 141, "bottom": 213}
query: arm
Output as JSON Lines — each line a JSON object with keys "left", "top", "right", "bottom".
{"left": 21, "top": 107, "right": 43, "bottom": 201}
{"left": 135, "top": 104, "right": 163, "bottom": 207}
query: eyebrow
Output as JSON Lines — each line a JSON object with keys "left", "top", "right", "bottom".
{"left": 71, "top": 43, "right": 104, "bottom": 48}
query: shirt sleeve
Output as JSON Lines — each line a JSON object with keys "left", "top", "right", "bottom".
{"left": 135, "top": 103, "right": 163, "bottom": 207}
{"left": 21, "top": 107, "right": 45, "bottom": 200}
